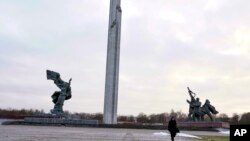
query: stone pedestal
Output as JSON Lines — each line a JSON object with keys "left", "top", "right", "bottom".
{"left": 23, "top": 114, "right": 98, "bottom": 125}
{"left": 176, "top": 121, "right": 230, "bottom": 129}
{"left": 24, "top": 117, "right": 98, "bottom": 125}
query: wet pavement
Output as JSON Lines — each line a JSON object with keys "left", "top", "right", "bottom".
{"left": 0, "top": 125, "right": 228, "bottom": 141}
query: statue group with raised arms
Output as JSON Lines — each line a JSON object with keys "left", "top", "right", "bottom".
{"left": 187, "top": 87, "right": 219, "bottom": 121}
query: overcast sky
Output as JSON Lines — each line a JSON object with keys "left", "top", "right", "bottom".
{"left": 0, "top": 0, "right": 250, "bottom": 116}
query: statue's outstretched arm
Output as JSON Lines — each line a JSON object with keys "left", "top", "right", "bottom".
{"left": 69, "top": 78, "right": 72, "bottom": 85}
{"left": 187, "top": 87, "right": 196, "bottom": 98}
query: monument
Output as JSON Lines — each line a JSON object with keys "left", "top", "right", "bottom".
{"left": 103, "top": 0, "right": 122, "bottom": 124}
{"left": 22, "top": 70, "right": 98, "bottom": 125}
{"left": 186, "top": 87, "right": 219, "bottom": 121}
{"left": 46, "top": 70, "right": 72, "bottom": 114}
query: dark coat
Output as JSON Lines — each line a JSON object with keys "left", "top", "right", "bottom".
{"left": 168, "top": 119, "right": 179, "bottom": 137}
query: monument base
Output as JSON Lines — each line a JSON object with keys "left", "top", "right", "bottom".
{"left": 3, "top": 116, "right": 229, "bottom": 130}
{"left": 176, "top": 121, "right": 229, "bottom": 129}
{"left": 23, "top": 114, "right": 98, "bottom": 125}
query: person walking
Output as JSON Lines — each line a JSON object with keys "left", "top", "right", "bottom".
{"left": 168, "top": 117, "right": 179, "bottom": 141}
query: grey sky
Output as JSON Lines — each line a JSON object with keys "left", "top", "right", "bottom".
{"left": 0, "top": 0, "right": 250, "bottom": 116}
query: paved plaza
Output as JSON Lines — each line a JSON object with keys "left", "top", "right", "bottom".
{"left": 0, "top": 125, "right": 228, "bottom": 141}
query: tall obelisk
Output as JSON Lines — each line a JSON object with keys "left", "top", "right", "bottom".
{"left": 103, "top": 0, "right": 122, "bottom": 124}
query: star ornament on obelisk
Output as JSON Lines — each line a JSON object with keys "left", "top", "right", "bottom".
{"left": 103, "top": 0, "right": 122, "bottom": 124}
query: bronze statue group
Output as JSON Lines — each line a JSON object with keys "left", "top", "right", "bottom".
{"left": 186, "top": 87, "right": 219, "bottom": 121}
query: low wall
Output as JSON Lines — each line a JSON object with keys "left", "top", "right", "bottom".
{"left": 24, "top": 117, "right": 98, "bottom": 125}
{"left": 177, "top": 121, "right": 229, "bottom": 129}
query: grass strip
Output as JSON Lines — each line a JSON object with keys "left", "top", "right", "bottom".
{"left": 199, "top": 136, "right": 229, "bottom": 141}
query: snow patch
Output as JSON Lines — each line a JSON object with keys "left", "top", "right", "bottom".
{"left": 153, "top": 132, "right": 202, "bottom": 139}
{"left": 153, "top": 132, "right": 170, "bottom": 136}
{"left": 216, "top": 128, "right": 230, "bottom": 135}
{"left": 177, "top": 133, "right": 202, "bottom": 139}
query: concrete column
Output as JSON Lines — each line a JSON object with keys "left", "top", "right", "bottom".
{"left": 103, "top": 0, "right": 122, "bottom": 124}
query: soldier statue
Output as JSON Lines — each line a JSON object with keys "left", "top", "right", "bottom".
{"left": 192, "top": 97, "right": 202, "bottom": 121}
{"left": 186, "top": 87, "right": 196, "bottom": 120}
